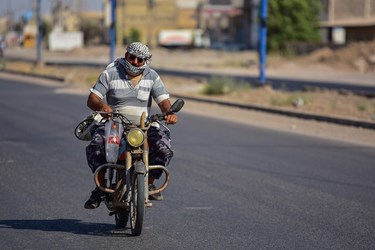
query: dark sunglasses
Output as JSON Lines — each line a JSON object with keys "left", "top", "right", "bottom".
{"left": 128, "top": 54, "right": 145, "bottom": 63}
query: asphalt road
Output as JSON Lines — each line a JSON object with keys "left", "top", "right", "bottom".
{"left": 0, "top": 76, "right": 374, "bottom": 249}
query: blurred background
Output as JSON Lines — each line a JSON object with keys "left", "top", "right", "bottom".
{"left": 0, "top": 0, "right": 374, "bottom": 54}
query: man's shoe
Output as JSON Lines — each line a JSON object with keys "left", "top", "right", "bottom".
{"left": 84, "top": 187, "right": 104, "bottom": 209}
{"left": 148, "top": 184, "right": 163, "bottom": 201}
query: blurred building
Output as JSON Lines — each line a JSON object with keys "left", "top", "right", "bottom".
{"left": 51, "top": 1, "right": 80, "bottom": 32}
{"left": 0, "top": 18, "right": 7, "bottom": 35}
{"left": 48, "top": 1, "right": 84, "bottom": 51}
{"left": 3, "top": 0, "right": 373, "bottom": 50}
{"left": 108, "top": 0, "right": 258, "bottom": 49}
{"left": 320, "top": 0, "right": 375, "bottom": 44}
{"left": 198, "top": 0, "right": 258, "bottom": 50}
{"left": 117, "top": 0, "right": 177, "bottom": 46}
{"left": 113, "top": 0, "right": 200, "bottom": 47}
{"left": 50, "top": 1, "right": 102, "bottom": 29}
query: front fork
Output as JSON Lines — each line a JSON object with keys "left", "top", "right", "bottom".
{"left": 94, "top": 144, "right": 171, "bottom": 205}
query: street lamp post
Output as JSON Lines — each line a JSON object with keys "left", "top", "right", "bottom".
{"left": 258, "top": 0, "right": 268, "bottom": 85}
{"left": 147, "top": 0, "right": 155, "bottom": 47}
{"left": 36, "top": 0, "right": 42, "bottom": 65}
{"left": 110, "top": 0, "right": 116, "bottom": 63}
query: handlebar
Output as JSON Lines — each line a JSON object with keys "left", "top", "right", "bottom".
{"left": 149, "top": 114, "right": 166, "bottom": 123}
{"left": 93, "top": 111, "right": 165, "bottom": 128}
{"left": 93, "top": 111, "right": 132, "bottom": 125}
{"left": 148, "top": 98, "right": 185, "bottom": 123}
{"left": 93, "top": 98, "right": 185, "bottom": 127}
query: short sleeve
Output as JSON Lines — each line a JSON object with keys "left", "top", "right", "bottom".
{"left": 150, "top": 71, "right": 170, "bottom": 104}
{"left": 90, "top": 70, "right": 109, "bottom": 99}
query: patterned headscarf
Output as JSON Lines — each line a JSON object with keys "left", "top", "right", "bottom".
{"left": 123, "top": 42, "right": 152, "bottom": 76}
{"left": 127, "top": 42, "right": 152, "bottom": 60}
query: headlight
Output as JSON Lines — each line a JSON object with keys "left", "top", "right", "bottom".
{"left": 126, "top": 128, "right": 145, "bottom": 147}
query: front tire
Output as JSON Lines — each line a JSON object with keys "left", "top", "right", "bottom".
{"left": 130, "top": 173, "right": 145, "bottom": 236}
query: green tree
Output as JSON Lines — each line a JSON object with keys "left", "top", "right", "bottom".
{"left": 267, "top": 0, "right": 322, "bottom": 54}
{"left": 41, "top": 19, "right": 52, "bottom": 41}
{"left": 125, "top": 28, "right": 141, "bottom": 44}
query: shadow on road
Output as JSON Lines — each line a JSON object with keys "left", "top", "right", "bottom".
{"left": 0, "top": 219, "right": 132, "bottom": 237}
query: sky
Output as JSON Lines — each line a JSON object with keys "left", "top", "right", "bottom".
{"left": 0, "top": 0, "right": 103, "bottom": 20}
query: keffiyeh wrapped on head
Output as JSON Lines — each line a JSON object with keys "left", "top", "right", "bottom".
{"left": 123, "top": 42, "right": 152, "bottom": 76}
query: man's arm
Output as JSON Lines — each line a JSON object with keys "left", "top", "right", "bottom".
{"left": 158, "top": 99, "right": 178, "bottom": 124}
{"left": 87, "top": 92, "right": 113, "bottom": 113}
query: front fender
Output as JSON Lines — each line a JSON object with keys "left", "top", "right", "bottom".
{"left": 134, "top": 160, "right": 147, "bottom": 174}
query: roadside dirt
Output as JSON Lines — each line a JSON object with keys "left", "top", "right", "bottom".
{"left": 296, "top": 40, "right": 375, "bottom": 73}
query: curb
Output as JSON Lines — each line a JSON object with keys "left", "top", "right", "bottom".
{"left": 171, "top": 94, "right": 375, "bottom": 130}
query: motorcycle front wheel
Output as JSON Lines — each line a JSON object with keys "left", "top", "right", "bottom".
{"left": 129, "top": 173, "right": 145, "bottom": 236}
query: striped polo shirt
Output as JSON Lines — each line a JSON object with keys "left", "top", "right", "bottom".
{"left": 90, "top": 58, "right": 170, "bottom": 125}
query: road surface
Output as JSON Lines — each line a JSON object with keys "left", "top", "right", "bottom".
{"left": 0, "top": 75, "right": 374, "bottom": 249}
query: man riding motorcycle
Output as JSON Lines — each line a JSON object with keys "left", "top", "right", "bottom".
{"left": 84, "top": 42, "right": 178, "bottom": 209}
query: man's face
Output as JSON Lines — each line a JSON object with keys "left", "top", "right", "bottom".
{"left": 126, "top": 52, "right": 146, "bottom": 67}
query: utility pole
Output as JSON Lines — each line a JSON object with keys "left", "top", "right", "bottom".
{"left": 36, "top": 0, "right": 43, "bottom": 65}
{"left": 250, "top": 0, "right": 259, "bottom": 49}
{"left": 147, "top": 0, "right": 155, "bottom": 47}
{"left": 258, "top": 0, "right": 268, "bottom": 85}
{"left": 110, "top": 0, "right": 116, "bottom": 63}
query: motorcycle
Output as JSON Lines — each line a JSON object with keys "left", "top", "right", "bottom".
{"left": 75, "top": 98, "right": 184, "bottom": 236}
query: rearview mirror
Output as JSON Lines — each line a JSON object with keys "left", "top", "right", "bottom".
{"left": 168, "top": 98, "right": 184, "bottom": 113}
